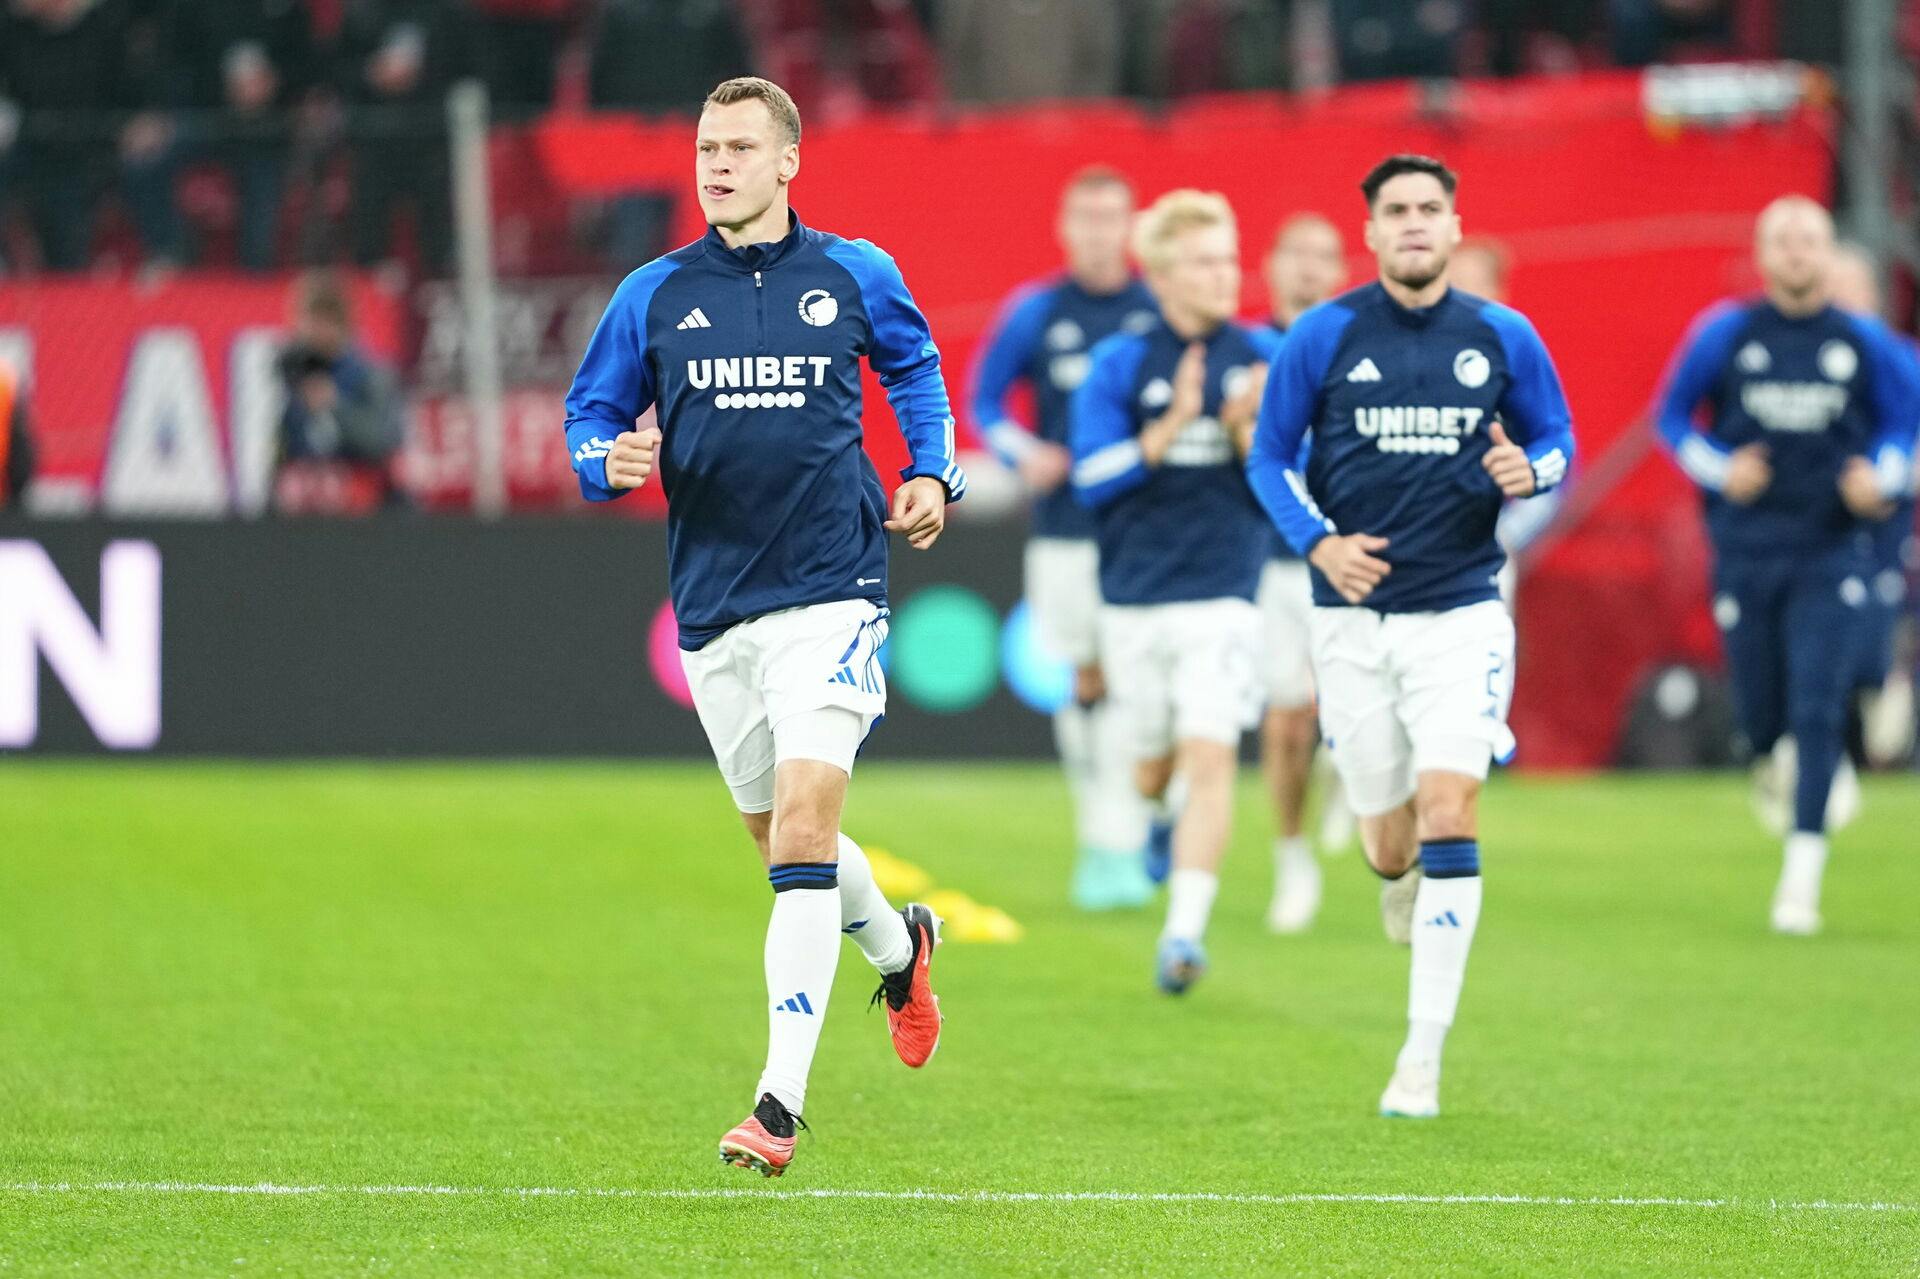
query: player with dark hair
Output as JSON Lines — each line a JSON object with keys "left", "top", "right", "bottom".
{"left": 562, "top": 76, "right": 961, "bottom": 1177}
{"left": 1248, "top": 154, "right": 1576, "bottom": 1117}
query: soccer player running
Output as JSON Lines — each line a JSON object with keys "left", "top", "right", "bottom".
{"left": 1248, "top": 156, "right": 1575, "bottom": 1118}
{"left": 1071, "top": 191, "right": 1278, "bottom": 994}
{"left": 1258, "top": 212, "right": 1351, "bottom": 933}
{"left": 561, "top": 77, "right": 960, "bottom": 1176}
{"left": 1652, "top": 198, "right": 1919, "bottom": 936}
{"left": 971, "top": 168, "right": 1161, "bottom": 910}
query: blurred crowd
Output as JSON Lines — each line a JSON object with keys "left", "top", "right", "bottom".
{"left": 0, "top": 0, "right": 1868, "bottom": 276}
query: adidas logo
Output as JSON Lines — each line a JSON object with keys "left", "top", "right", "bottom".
{"left": 1423, "top": 910, "right": 1462, "bottom": 928}
{"left": 675, "top": 307, "right": 713, "bottom": 331}
{"left": 1347, "top": 358, "right": 1382, "bottom": 383}
{"left": 774, "top": 992, "right": 816, "bottom": 1015}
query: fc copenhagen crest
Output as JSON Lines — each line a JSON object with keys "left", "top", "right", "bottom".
{"left": 798, "top": 289, "right": 839, "bottom": 327}
{"left": 1454, "top": 348, "right": 1491, "bottom": 389}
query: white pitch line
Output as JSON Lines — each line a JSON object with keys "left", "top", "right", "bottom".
{"left": 0, "top": 1182, "right": 1913, "bottom": 1214}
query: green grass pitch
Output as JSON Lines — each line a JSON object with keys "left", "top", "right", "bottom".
{"left": 1, "top": 762, "right": 1916, "bottom": 1276}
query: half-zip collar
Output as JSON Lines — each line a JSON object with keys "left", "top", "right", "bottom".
{"left": 702, "top": 209, "right": 807, "bottom": 274}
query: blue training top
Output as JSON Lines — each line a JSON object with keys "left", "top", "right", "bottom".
{"left": 1653, "top": 298, "right": 1920, "bottom": 557}
{"left": 562, "top": 212, "right": 965, "bottom": 650}
{"left": 970, "top": 274, "right": 1158, "bottom": 540}
{"left": 1070, "top": 317, "right": 1282, "bottom": 606}
{"left": 1247, "top": 282, "right": 1575, "bottom": 613}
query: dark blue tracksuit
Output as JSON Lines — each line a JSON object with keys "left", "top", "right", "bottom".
{"left": 1655, "top": 298, "right": 1919, "bottom": 832}
{"left": 1069, "top": 318, "right": 1282, "bottom": 605}
{"left": 1247, "top": 283, "right": 1575, "bottom": 613}
{"left": 1853, "top": 336, "right": 1920, "bottom": 693}
{"left": 971, "top": 274, "right": 1158, "bottom": 541}
{"left": 562, "top": 212, "right": 964, "bottom": 650}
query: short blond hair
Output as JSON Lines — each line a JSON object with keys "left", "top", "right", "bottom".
{"left": 1132, "top": 190, "right": 1235, "bottom": 272}
{"left": 704, "top": 76, "right": 801, "bottom": 146}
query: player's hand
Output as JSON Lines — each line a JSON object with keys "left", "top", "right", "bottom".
{"left": 1839, "top": 456, "right": 1893, "bottom": 520}
{"left": 1017, "top": 441, "right": 1073, "bottom": 494}
{"left": 605, "top": 426, "right": 662, "bottom": 490}
{"left": 1169, "top": 342, "right": 1207, "bottom": 423}
{"left": 1309, "top": 533, "right": 1392, "bottom": 605}
{"left": 1481, "top": 421, "right": 1535, "bottom": 498}
{"left": 886, "top": 476, "right": 948, "bottom": 550}
{"left": 1722, "top": 443, "right": 1771, "bottom": 505}
{"left": 1141, "top": 344, "right": 1208, "bottom": 465}
{"left": 1222, "top": 361, "right": 1268, "bottom": 456}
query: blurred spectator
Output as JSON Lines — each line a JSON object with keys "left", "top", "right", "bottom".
{"left": 0, "top": 357, "right": 33, "bottom": 509}
{"left": 1610, "top": 0, "right": 1736, "bottom": 66}
{"left": 275, "top": 271, "right": 406, "bottom": 514}
{"left": 468, "top": 0, "right": 578, "bottom": 117}
{"left": 1141, "top": 0, "right": 1294, "bottom": 99}
{"left": 127, "top": 0, "right": 319, "bottom": 272}
{"left": 588, "top": 0, "right": 752, "bottom": 269}
{"left": 1329, "top": 0, "right": 1465, "bottom": 81}
{"left": 1478, "top": 0, "right": 1597, "bottom": 76}
{"left": 337, "top": 0, "right": 468, "bottom": 274}
{"left": 740, "top": 1, "right": 940, "bottom": 113}
{"left": 0, "top": 0, "right": 175, "bottom": 271}
{"left": 938, "top": 0, "right": 1121, "bottom": 104}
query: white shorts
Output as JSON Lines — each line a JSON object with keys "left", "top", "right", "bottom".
{"left": 1100, "top": 598, "right": 1262, "bottom": 760}
{"left": 1309, "top": 599, "right": 1517, "bottom": 817}
{"left": 1256, "top": 559, "right": 1316, "bottom": 709}
{"left": 680, "top": 599, "right": 888, "bottom": 813}
{"left": 1025, "top": 537, "right": 1103, "bottom": 668}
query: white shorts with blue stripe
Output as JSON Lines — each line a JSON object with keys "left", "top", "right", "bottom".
{"left": 680, "top": 598, "right": 888, "bottom": 813}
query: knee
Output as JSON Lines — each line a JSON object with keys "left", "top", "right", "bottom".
{"left": 770, "top": 807, "right": 838, "bottom": 863}
{"left": 1415, "top": 786, "right": 1478, "bottom": 841}
{"left": 1281, "top": 709, "right": 1318, "bottom": 755}
{"left": 1134, "top": 756, "right": 1173, "bottom": 800}
{"left": 1361, "top": 821, "right": 1417, "bottom": 877}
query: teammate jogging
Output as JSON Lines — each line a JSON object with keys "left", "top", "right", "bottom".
{"left": 1248, "top": 155, "right": 1576, "bottom": 1118}
{"left": 561, "top": 77, "right": 961, "bottom": 1176}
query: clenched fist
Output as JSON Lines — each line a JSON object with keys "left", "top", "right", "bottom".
{"left": 606, "top": 426, "right": 662, "bottom": 490}
{"left": 1481, "top": 421, "right": 1535, "bottom": 498}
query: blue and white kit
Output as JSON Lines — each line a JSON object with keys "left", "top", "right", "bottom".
{"left": 562, "top": 212, "right": 963, "bottom": 809}
{"left": 1247, "top": 283, "right": 1576, "bottom": 812}
{"left": 1071, "top": 316, "right": 1281, "bottom": 756}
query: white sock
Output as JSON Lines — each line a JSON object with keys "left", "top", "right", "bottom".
{"left": 1087, "top": 702, "right": 1150, "bottom": 853}
{"left": 835, "top": 833, "right": 912, "bottom": 974}
{"left": 756, "top": 872, "right": 842, "bottom": 1116}
{"left": 1275, "top": 834, "right": 1314, "bottom": 882}
{"left": 1780, "top": 832, "right": 1828, "bottom": 902}
{"left": 1405, "top": 873, "right": 1483, "bottom": 1068}
{"left": 1162, "top": 868, "right": 1219, "bottom": 943}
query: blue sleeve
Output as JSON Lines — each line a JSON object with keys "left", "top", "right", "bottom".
{"left": 562, "top": 259, "right": 676, "bottom": 502}
{"left": 969, "top": 283, "right": 1053, "bottom": 466}
{"left": 1069, "top": 336, "right": 1150, "bottom": 508}
{"left": 827, "top": 239, "right": 967, "bottom": 501}
{"left": 1482, "top": 302, "right": 1576, "bottom": 494}
{"left": 1848, "top": 314, "right": 1920, "bottom": 497}
{"left": 1247, "top": 303, "right": 1348, "bottom": 555}
{"left": 1652, "top": 301, "right": 1747, "bottom": 492}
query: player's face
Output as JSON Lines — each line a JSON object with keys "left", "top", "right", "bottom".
{"left": 695, "top": 100, "right": 799, "bottom": 230}
{"left": 1267, "top": 221, "right": 1346, "bottom": 315}
{"left": 1364, "top": 174, "right": 1461, "bottom": 291}
{"left": 1755, "top": 207, "right": 1832, "bottom": 299}
{"left": 1151, "top": 223, "right": 1241, "bottom": 326}
{"left": 1058, "top": 183, "right": 1133, "bottom": 277}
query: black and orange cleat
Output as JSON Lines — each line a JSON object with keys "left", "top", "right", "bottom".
{"left": 872, "top": 903, "right": 943, "bottom": 1067}
{"left": 718, "top": 1092, "right": 805, "bottom": 1177}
